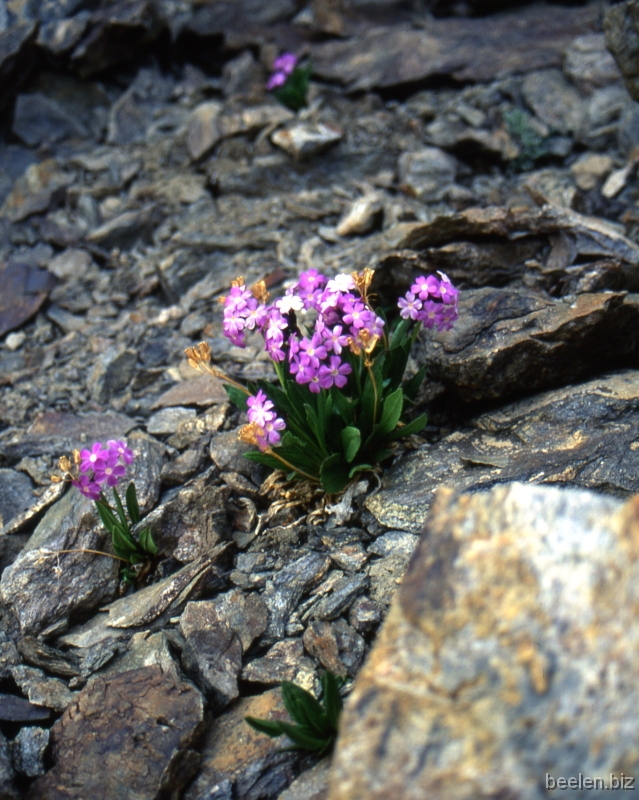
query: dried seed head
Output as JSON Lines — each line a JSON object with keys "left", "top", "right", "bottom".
{"left": 238, "top": 422, "right": 265, "bottom": 447}
{"left": 347, "top": 337, "right": 362, "bottom": 357}
{"left": 185, "top": 349, "right": 200, "bottom": 371}
{"left": 72, "top": 449, "right": 81, "bottom": 466}
{"left": 59, "top": 455, "right": 72, "bottom": 473}
{"left": 51, "top": 475, "right": 63, "bottom": 483}
{"left": 351, "top": 268, "right": 374, "bottom": 297}
{"left": 185, "top": 341, "right": 213, "bottom": 372}
{"left": 359, "top": 329, "right": 379, "bottom": 355}
{"left": 231, "top": 277, "right": 246, "bottom": 289}
{"left": 251, "top": 279, "right": 270, "bottom": 304}
{"left": 196, "top": 341, "right": 212, "bottom": 363}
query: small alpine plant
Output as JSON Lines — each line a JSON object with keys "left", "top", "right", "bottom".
{"left": 266, "top": 52, "right": 312, "bottom": 112}
{"left": 186, "top": 268, "right": 459, "bottom": 494}
{"left": 245, "top": 671, "right": 345, "bottom": 755}
{"left": 51, "top": 439, "right": 157, "bottom": 582}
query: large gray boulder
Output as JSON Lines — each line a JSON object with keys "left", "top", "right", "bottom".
{"left": 330, "top": 482, "right": 639, "bottom": 800}
{"left": 605, "top": 0, "right": 639, "bottom": 101}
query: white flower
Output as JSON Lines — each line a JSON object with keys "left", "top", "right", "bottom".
{"left": 326, "top": 273, "right": 355, "bottom": 293}
{"left": 275, "top": 295, "right": 304, "bottom": 314}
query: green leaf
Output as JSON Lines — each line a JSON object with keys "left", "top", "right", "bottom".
{"left": 244, "top": 717, "right": 286, "bottom": 738}
{"left": 281, "top": 419, "right": 325, "bottom": 463}
{"left": 371, "top": 447, "right": 393, "bottom": 462}
{"left": 390, "top": 318, "right": 411, "bottom": 349}
{"left": 125, "top": 482, "right": 140, "bottom": 524}
{"left": 388, "top": 413, "right": 427, "bottom": 440}
{"left": 304, "top": 404, "right": 327, "bottom": 457}
{"left": 379, "top": 387, "right": 403, "bottom": 435}
{"left": 111, "top": 524, "right": 140, "bottom": 561}
{"left": 275, "top": 721, "right": 331, "bottom": 752}
{"left": 331, "top": 387, "right": 354, "bottom": 425}
{"left": 362, "top": 423, "right": 381, "bottom": 454}
{"left": 317, "top": 392, "right": 334, "bottom": 446}
{"left": 319, "top": 453, "right": 349, "bottom": 494}
{"left": 383, "top": 341, "right": 411, "bottom": 392}
{"left": 348, "top": 463, "right": 372, "bottom": 479}
{"left": 340, "top": 427, "right": 361, "bottom": 463}
{"left": 281, "top": 682, "right": 328, "bottom": 737}
{"left": 322, "top": 672, "right": 343, "bottom": 731}
{"left": 402, "top": 365, "right": 427, "bottom": 402}
{"left": 223, "top": 384, "right": 249, "bottom": 412}
{"left": 277, "top": 433, "right": 321, "bottom": 474}
{"left": 139, "top": 527, "right": 157, "bottom": 555}
{"left": 120, "top": 567, "right": 137, "bottom": 584}
{"left": 245, "top": 447, "right": 320, "bottom": 483}
{"left": 95, "top": 500, "right": 120, "bottom": 534}
{"left": 321, "top": 391, "right": 333, "bottom": 423}
{"left": 112, "top": 488, "right": 129, "bottom": 531}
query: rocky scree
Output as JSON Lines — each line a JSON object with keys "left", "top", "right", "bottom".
{"left": 0, "top": 0, "right": 638, "bottom": 797}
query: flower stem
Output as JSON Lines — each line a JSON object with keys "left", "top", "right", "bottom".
{"left": 201, "top": 362, "right": 251, "bottom": 396}
{"left": 366, "top": 362, "right": 379, "bottom": 426}
{"left": 266, "top": 448, "right": 319, "bottom": 482}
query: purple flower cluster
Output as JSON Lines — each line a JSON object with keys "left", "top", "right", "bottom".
{"left": 266, "top": 53, "right": 298, "bottom": 91}
{"left": 247, "top": 390, "right": 286, "bottom": 451}
{"left": 72, "top": 440, "right": 134, "bottom": 500}
{"left": 222, "top": 269, "right": 459, "bottom": 405}
{"left": 397, "top": 271, "right": 459, "bottom": 331}
{"left": 223, "top": 283, "right": 268, "bottom": 348}
{"left": 222, "top": 270, "right": 389, "bottom": 393}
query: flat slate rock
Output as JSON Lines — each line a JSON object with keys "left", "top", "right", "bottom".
{"left": 0, "top": 486, "right": 120, "bottom": 639}
{"left": 366, "top": 370, "right": 639, "bottom": 533}
{"left": 0, "top": 434, "right": 163, "bottom": 638}
{"left": 0, "top": 694, "right": 50, "bottom": 723}
{"left": 151, "top": 374, "right": 228, "bottom": 409}
{"left": 0, "top": 410, "right": 137, "bottom": 459}
{"left": 395, "top": 203, "right": 639, "bottom": 267}
{"left": 184, "top": 688, "right": 296, "bottom": 800}
{"left": 312, "top": 4, "right": 600, "bottom": 90}
{"left": 27, "top": 665, "right": 204, "bottom": 800}
{"left": 419, "top": 288, "right": 639, "bottom": 403}
{"left": 0, "top": 262, "right": 56, "bottom": 338}
{"left": 330, "top": 483, "right": 639, "bottom": 800}
{"left": 0, "top": 469, "right": 36, "bottom": 530}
